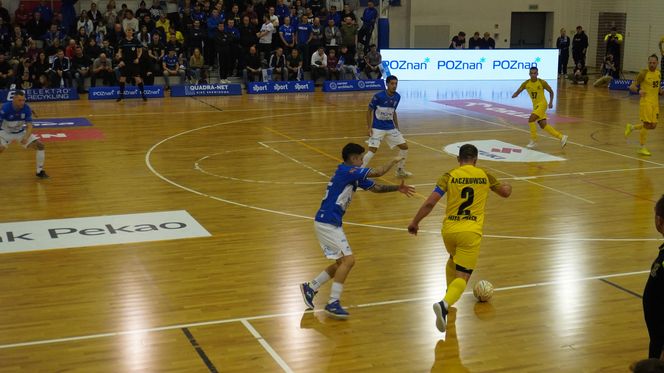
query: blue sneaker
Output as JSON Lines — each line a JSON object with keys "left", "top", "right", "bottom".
{"left": 300, "top": 282, "right": 317, "bottom": 309}
{"left": 433, "top": 301, "right": 448, "bottom": 332}
{"left": 325, "top": 300, "right": 349, "bottom": 320}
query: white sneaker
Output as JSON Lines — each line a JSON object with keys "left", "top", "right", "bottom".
{"left": 526, "top": 140, "right": 537, "bottom": 149}
{"left": 560, "top": 135, "right": 568, "bottom": 148}
{"left": 395, "top": 168, "right": 413, "bottom": 178}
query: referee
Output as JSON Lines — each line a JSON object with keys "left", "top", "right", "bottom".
{"left": 116, "top": 28, "right": 147, "bottom": 102}
{"left": 644, "top": 194, "right": 664, "bottom": 359}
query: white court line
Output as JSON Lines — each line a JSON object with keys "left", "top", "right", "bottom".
{"left": 426, "top": 101, "right": 664, "bottom": 167}
{"left": 145, "top": 112, "right": 658, "bottom": 241}
{"left": 407, "top": 138, "right": 596, "bottom": 204}
{"left": 259, "top": 129, "right": 510, "bottom": 144}
{"left": 241, "top": 320, "right": 295, "bottom": 373}
{"left": 0, "top": 269, "right": 649, "bottom": 350}
{"left": 258, "top": 142, "right": 330, "bottom": 178}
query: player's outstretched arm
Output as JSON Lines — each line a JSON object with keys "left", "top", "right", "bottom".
{"left": 370, "top": 180, "right": 415, "bottom": 196}
{"left": 367, "top": 156, "right": 403, "bottom": 177}
{"left": 491, "top": 183, "right": 512, "bottom": 198}
{"left": 408, "top": 191, "right": 442, "bottom": 235}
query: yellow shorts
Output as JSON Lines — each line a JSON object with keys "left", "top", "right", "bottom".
{"left": 639, "top": 101, "right": 659, "bottom": 124}
{"left": 531, "top": 104, "right": 547, "bottom": 121}
{"left": 442, "top": 231, "right": 482, "bottom": 270}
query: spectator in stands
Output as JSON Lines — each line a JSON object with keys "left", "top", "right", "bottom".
{"left": 15, "top": 3, "right": 33, "bottom": 29}
{"left": 25, "top": 39, "right": 40, "bottom": 61}
{"left": 122, "top": 10, "right": 139, "bottom": 34}
{"left": 156, "top": 12, "right": 171, "bottom": 36}
{"left": 33, "top": 51, "right": 51, "bottom": 88}
{"left": 164, "top": 0, "right": 179, "bottom": 30}
{"left": 188, "top": 47, "right": 206, "bottom": 83}
{"left": 242, "top": 3, "right": 257, "bottom": 21}
{"left": 0, "top": 53, "right": 12, "bottom": 88}
{"left": 364, "top": 44, "right": 381, "bottom": 79}
{"left": 480, "top": 32, "right": 495, "bottom": 49}
{"left": 310, "top": 17, "right": 324, "bottom": 55}
{"left": 324, "top": 17, "right": 341, "bottom": 53}
{"left": 604, "top": 27, "right": 623, "bottom": 76}
{"left": 571, "top": 62, "right": 588, "bottom": 85}
{"left": 269, "top": 46, "right": 287, "bottom": 81}
{"left": 100, "top": 39, "right": 115, "bottom": 62}
{"left": 286, "top": 47, "right": 302, "bottom": 81}
{"left": 450, "top": 32, "right": 466, "bottom": 49}
{"left": 162, "top": 48, "right": 184, "bottom": 89}
{"left": 214, "top": 22, "right": 232, "bottom": 83}
{"left": 296, "top": 14, "right": 312, "bottom": 70}
{"left": 243, "top": 45, "right": 262, "bottom": 84}
{"left": 338, "top": 45, "right": 358, "bottom": 80}
{"left": 140, "top": 13, "right": 155, "bottom": 33}
{"left": 108, "top": 23, "right": 125, "bottom": 48}
{"left": 358, "top": 0, "right": 377, "bottom": 52}
{"left": 9, "top": 38, "right": 27, "bottom": 68}
{"left": 104, "top": 4, "right": 118, "bottom": 29}
{"left": 0, "top": 0, "right": 10, "bottom": 25}
{"left": 467, "top": 32, "right": 481, "bottom": 49}
{"left": 61, "top": 0, "right": 77, "bottom": 34}
{"left": 149, "top": 0, "right": 163, "bottom": 20}
{"left": 593, "top": 54, "right": 616, "bottom": 87}
{"left": 72, "top": 46, "right": 92, "bottom": 93}
{"left": 15, "top": 59, "right": 34, "bottom": 89}
{"left": 279, "top": 16, "right": 295, "bottom": 53}
{"left": 341, "top": 4, "right": 356, "bottom": 23}
{"left": 227, "top": 4, "right": 241, "bottom": 26}
{"left": 226, "top": 19, "right": 241, "bottom": 77}
{"left": 309, "top": 0, "right": 323, "bottom": 16}
{"left": 74, "top": 27, "right": 90, "bottom": 48}
{"left": 327, "top": 48, "right": 340, "bottom": 80}
{"left": 136, "top": 25, "right": 151, "bottom": 47}
{"left": 257, "top": 14, "right": 275, "bottom": 64}
{"left": 45, "top": 37, "right": 62, "bottom": 58}
{"left": 557, "top": 28, "right": 570, "bottom": 76}
{"left": 0, "top": 18, "right": 10, "bottom": 53}
{"left": 187, "top": 20, "right": 205, "bottom": 57}
{"left": 77, "top": 10, "right": 94, "bottom": 36}
{"left": 238, "top": 16, "right": 257, "bottom": 71}
{"left": 12, "top": 26, "right": 29, "bottom": 47}
{"left": 27, "top": 12, "right": 48, "bottom": 42}
{"left": 49, "top": 49, "right": 72, "bottom": 88}
{"left": 310, "top": 46, "right": 327, "bottom": 83}
{"left": 45, "top": 24, "right": 66, "bottom": 49}
{"left": 85, "top": 38, "right": 102, "bottom": 60}
{"left": 275, "top": 0, "right": 289, "bottom": 23}
{"left": 135, "top": 1, "right": 150, "bottom": 21}
{"left": 340, "top": 16, "right": 358, "bottom": 58}
{"left": 88, "top": 2, "right": 103, "bottom": 24}
{"left": 572, "top": 25, "right": 588, "bottom": 67}
{"left": 145, "top": 33, "right": 163, "bottom": 84}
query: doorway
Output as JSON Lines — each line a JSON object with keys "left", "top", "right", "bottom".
{"left": 510, "top": 12, "right": 548, "bottom": 48}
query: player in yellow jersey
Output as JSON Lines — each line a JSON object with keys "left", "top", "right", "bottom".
{"left": 408, "top": 144, "right": 511, "bottom": 332}
{"left": 512, "top": 66, "right": 568, "bottom": 149}
{"left": 625, "top": 54, "right": 664, "bottom": 156}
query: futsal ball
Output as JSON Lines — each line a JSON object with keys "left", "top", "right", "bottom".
{"left": 473, "top": 280, "right": 494, "bottom": 302}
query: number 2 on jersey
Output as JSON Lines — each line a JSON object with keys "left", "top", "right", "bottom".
{"left": 457, "top": 187, "right": 475, "bottom": 215}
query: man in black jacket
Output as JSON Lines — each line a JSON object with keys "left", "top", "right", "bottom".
{"left": 49, "top": 49, "right": 72, "bottom": 88}
{"left": 556, "top": 28, "right": 570, "bottom": 76}
{"left": 572, "top": 25, "right": 588, "bottom": 67}
{"left": 643, "top": 194, "right": 664, "bottom": 360}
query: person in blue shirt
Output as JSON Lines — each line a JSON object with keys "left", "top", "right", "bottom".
{"left": 278, "top": 16, "right": 295, "bottom": 53}
{"left": 358, "top": 0, "right": 378, "bottom": 52}
{"left": 296, "top": 15, "right": 312, "bottom": 70}
{"left": 300, "top": 142, "right": 415, "bottom": 319}
{"left": 361, "top": 75, "right": 412, "bottom": 178}
{"left": 0, "top": 91, "right": 48, "bottom": 178}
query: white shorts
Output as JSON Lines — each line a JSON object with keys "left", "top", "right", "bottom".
{"left": 0, "top": 130, "right": 38, "bottom": 149}
{"left": 366, "top": 128, "right": 406, "bottom": 149}
{"left": 314, "top": 221, "right": 353, "bottom": 260}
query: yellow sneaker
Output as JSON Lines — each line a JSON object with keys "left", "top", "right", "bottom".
{"left": 638, "top": 147, "right": 652, "bottom": 156}
{"left": 625, "top": 123, "right": 633, "bottom": 137}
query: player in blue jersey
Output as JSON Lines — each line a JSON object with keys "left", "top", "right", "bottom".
{"left": 362, "top": 75, "right": 413, "bottom": 178}
{"left": 0, "top": 91, "right": 48, "bottom": 178}
{"left": 300, "top": 143, "right": 415, "bottom": 319}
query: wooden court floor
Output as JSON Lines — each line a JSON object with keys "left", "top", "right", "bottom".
{"left": 0, "top": 79, "right": 662, "bottom": 372}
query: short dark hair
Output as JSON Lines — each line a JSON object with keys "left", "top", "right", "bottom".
{"left": 458, "top": 31, "right": 466, "bottom": 37}
{"left": 458, "top": 144, "right": 478, "bottom": 161}
{"left": 13, "top": 90, "right": 25, "bottom": 97}
{"left": 530, "top": 66, "right": 539, "bottom": 72}
{"left": 656, "top": 195, "right": 664, "bottom": 219}
{"left": 650, "top": 54, "right": 659, "bottom": 61}
{"left": 342, "top": 143, "right": 365, "bottom": 162}
{"left": 386, "top": 75, "right": 398, "bottom": 84}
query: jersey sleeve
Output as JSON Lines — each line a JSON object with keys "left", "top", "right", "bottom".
{"left": 368, "top": 93, "right": 379, "bottom": 110}
{"left": 485, "top": 170, "right": 500, "bottom": 189}
{"left": 358, "top": 177, "right": 375, "bottom": 190}
{"left": 434, "top": 173, "right": 451, "bottom": 196}
{"left": 518, "top": 81, "right": 527, "bottom": 91}
{"left": 540, "top": 79, "right": 552, "bottom": 91}
{"left": 635, "top": 70, "right": 647, "bottom": 85}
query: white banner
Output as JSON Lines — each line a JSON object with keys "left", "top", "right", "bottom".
{"left": 381, "top": 49, "right": 558, "bottom": 81}
{"left": 443, "top": 140, "right": 566, "bottom": 162}
{"left": 0, "top": 211, "right": 211, "bottom": 254}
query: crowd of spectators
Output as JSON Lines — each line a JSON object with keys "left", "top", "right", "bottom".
{"left": 0, "top": 0, "right": 384, "bottom": 91}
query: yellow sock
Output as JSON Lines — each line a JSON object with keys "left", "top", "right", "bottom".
{"left": 634, "top": 123, "right": 644, "bottom": 130}
{"left": 543, "top": 124, "right": 563, "bottom": 139}
{"left": 445, "top": 258, "right": 455, "bottom": 286}
{"left": 640, "top": 127, "right": 648, "bottom": 146}
{"left": 443, "top": 278, "right": 467, "bottom": 307}
{"left": 528, "top": 122, "right": 537, "bottom": 140}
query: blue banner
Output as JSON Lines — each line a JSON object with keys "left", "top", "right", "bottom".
{"left": 170, "top": 84, "right": 242, "bottom": 97}
{"left": 0, "top": 88, "right": 79, "bottom": 102}
{"left": 608, "top": 79, "right": 664, "bottom": 93}
{"left": 322, "top": 79, "right": 385, "bottom": 92}
{"left": 247, "top": 80, "right": 315, "bottom": 94}
{"left": 32, "top": 118, "right": 93, "bottom": 128}
{"left": 88, "top": 86, "right": 164, "bottom": 100}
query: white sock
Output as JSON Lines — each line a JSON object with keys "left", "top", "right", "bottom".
{"left": 36, "top": 150, "right": 45, "bottom": 172}
{"left": 361, "top": 151, "right": 375, "bottom": 168}
{"left": 329, "top": 282, "right": 344, "bottom": 303}
{"left": 310, "top": 271, "right": 331, "bottom": 291}
{"left": 397, "top": 149, "right": 408, "bottom": 170}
